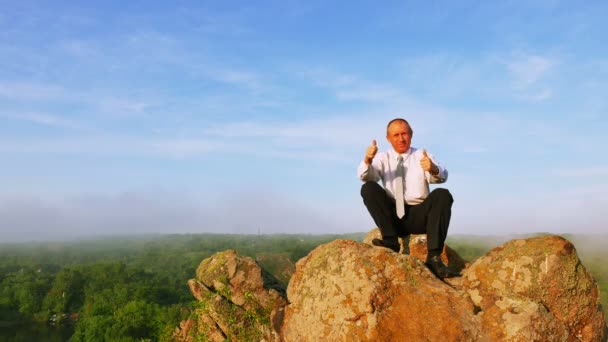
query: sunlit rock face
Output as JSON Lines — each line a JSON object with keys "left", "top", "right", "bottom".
{"left": 175, "top": 235, "right": 606, "bottom": 342}
{"left": 281, "top": 239, "right": 482, "bottom": 341}
{"left": 459, "top": 235, "right": 606, "bottom": 341}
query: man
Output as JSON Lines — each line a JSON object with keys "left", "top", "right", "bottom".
{"left": 358, "top": 118, "right": 458, "bottom": 279}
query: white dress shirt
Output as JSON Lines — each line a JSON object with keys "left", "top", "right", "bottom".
{"left": 357, "top": 147, "right": 448, "bottom": 205}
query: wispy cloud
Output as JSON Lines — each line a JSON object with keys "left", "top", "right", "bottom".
{"left": 504, "top": 53, "right": 557, "bottom": 88}
{"left": 201, "top": 115, "right": 383, "bottom": 149}
{"left": 202, "top": 67, "right": 267, "bottom": 92}
{"left": 462, "top": 146, "right": 489, "bottom": 154}
{"left": 0, "top": 82, "right": 67, "bottom": 101}
{"left": 0, "top": 79, "right": 158, "bottom": 122}
{"left": 97, "top": 98, "right": 153, "bottom": 117}
{"left": 335, "top": 84, "right": 401, "bottom": 102}
{"left": 522, "top": 88, "right": 553, "bottom": 101}
{"left": 297, "top": 68, "right": 406, "bottom": 103}
{"left": 189, "top": 8, "right": 254, "bottom": 37}
{"left": 1, "top": 111, "right": 85, "bottom": 130}
{"left": 126, "top": 31, "right": 178, "bottom": 48}
{"left": 0, "top": 114, "right": 378, "bottom": 161}
{"left": 553, "top": 166, "right": 608, "bottom": 178}
{"left": 0, "top": 136, "right": 223, "bottom": 158}
{"left": 58, "top": 39, "right": 99, "bottom": 57}
{"left": 149, "top": 138, "right": 227, "bottom": 158}
{"left": 396, "top": 52, "right": 562, "bottom": 103}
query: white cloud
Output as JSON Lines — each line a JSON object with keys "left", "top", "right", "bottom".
{"left": 0, "top": 99, "right": 518, "bottom": 163}
{"left": 505, "top": 54, "right": 557, "bottom": 88}
{"left": 202, "top": 117, "right": 376, "bottom": 146}
{"left": 58, "top": 39, "right": 98, "bottom": 57}
{"left": 126, "top": 31, "right": 179, "bottom": 50}
{"left": 0, "top": 136, "right": 224, "bottom": 158}
{"left": 203, "top": 68, "right": 266, "bottom": 92}
{"left": 0, "top": 111, "right": 85, "bottom": 130}
{"left": 97, "top": 98, "right": 153, "bottom": 116}
{"left": 553, "top": 166, "right": 608, "bottom": 178}
{"left": 462, "top": 146, "right": 489, "bottom": 154}
{"left": 297, "top": 68, "right": 407, "bottom": 103}
{"left": 0, "top": 111, "right": 413, "bottom": 162}
{"left": 0, "top": 82, "right": 67, "bottom": 101}
{"left": 396, "top": 52, "right": 562, "bottom": 102}
{"left": 190, "top": 9, "right": 254, "bottom": 37}
{"left": 522, "top": 88, "right": 553, "bottom": 101}
{"left": 335, "top": 84, "right": 401, "bottom": 102}
{"left": 149, "top": 138, "right": 227, "bottom": 158}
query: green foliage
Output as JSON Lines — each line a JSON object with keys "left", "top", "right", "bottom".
{"left": 0, "top": 269, "right": 53, "bottom": 318}
{"left": 42, "top": 268, "right": 85, "bottom": 314}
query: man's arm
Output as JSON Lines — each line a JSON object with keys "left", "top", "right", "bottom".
{"left": 420, "top": 149, "right": 448, "bottom": 183}
{"left": 357, "top": 140, "right": 381, "bottom": 182}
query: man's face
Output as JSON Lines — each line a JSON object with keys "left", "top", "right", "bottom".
{"left": 386, "top": 121, "right": 412, "bottom": 154}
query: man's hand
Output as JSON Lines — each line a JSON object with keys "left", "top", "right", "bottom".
{"left": 420, "top": 149, "right": 439, "bottom": 175}
{"left": 364, "top": 140, "right": 378, "bottom": 165}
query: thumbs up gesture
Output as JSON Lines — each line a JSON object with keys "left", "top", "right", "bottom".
{"left": 364, "top": 140, "right": 378, "bottom": 165}
{"left": 420, "top": 149, "right": 438, "bottom": 175}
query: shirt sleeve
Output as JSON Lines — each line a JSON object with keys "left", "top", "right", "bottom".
{"left": 357, "top": 160, "right": 381, "bottom": 182}
{"left": 425, "top": 153, "right": 448, "bottom": 184}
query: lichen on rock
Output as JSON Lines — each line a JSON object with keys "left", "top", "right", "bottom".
{"left": 461, "top": 235, "right": 606, "bottom": 341}
{"left": 281, "top": 239, "right": 482, "bottom": 341}
{"left": 173, "top": 250, "right": 286, "bottom": 342}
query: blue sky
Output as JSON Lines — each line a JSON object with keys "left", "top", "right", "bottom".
{"left": 1, "top": 1, "right": 607, "bottom": 241}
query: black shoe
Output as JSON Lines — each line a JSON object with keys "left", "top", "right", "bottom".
{"left": 399, "top": 235, "right": 410, "bottom": 255}
{"left": 425, "top": 255, "right": 459, "bottom": 279}
{"left": 372, "top": 238, "right": 400, "bottom": 252}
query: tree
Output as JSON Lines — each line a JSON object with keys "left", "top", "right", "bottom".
{"left": 43, "top": 267, "right": 85, "bottom": 314}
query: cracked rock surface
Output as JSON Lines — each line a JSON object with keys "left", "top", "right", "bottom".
{"left": 282, "top": 236, "right": 605, "bottom": 341}
{"left": 172, "top": 250, "right": 286, "bottom": 342}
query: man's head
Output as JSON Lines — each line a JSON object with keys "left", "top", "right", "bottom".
{"left": 386, "top": 118, "right": 413, "bottom": 154}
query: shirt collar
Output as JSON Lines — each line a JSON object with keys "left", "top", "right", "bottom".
{"left": 390, "top": 148, "right": 413, "bottom": 160}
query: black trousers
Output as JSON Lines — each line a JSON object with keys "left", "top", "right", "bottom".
{"left": 361, "top": 182, "right": 453, "bottom": 251}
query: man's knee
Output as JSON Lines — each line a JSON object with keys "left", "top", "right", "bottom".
{"left": 430, "top": 188, "right": 453, "bottom": 204}
{"left": 361, "top": 182, "right": 383, "bottom": 199}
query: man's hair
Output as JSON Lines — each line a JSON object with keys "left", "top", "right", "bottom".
{"left": 386, "top": 118, "right": 413, "bottom": 135}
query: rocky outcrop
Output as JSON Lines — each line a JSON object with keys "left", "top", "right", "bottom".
{"left": 175, "top": 235, "right": 606, "bottom": 342}
{"left": 172, "top": 250, "right": 286, "bottom": 342}
{"left": 458, "top": 235, "right": 606, "bottom": 341}
{"left": 283, "top": 235, "right": 605, "bottom": 341}
{"left": 281, "top": 239, "right": 482, "bottom": 341}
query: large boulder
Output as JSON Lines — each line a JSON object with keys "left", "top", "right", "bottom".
{"left": 363, "top": 228, "right": 468, "bottom": 273}
{"left": 172, "top": 250, "right": 287, "bottom": 342}
{"left": 282, "top": 236, "right": 606, "bottom": 341}
{"left": 280, "top": 239, "right": 483, "bottom": 341}
{"left": 460, "top": 235, "right": 606, "bottom": 341}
